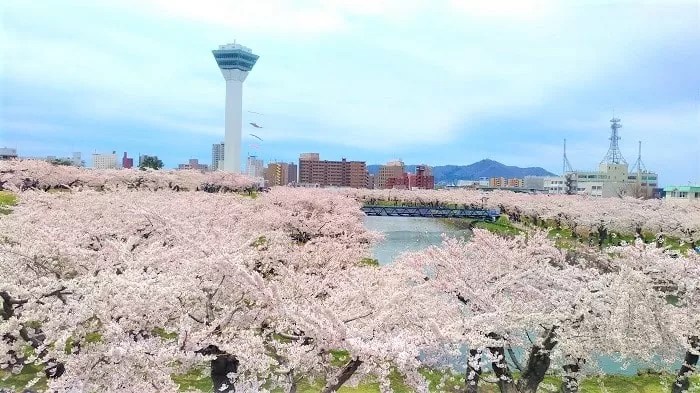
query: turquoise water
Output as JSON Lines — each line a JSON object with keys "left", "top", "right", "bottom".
{"left": 363, "top": 216, "right": 469, "bottom": 265}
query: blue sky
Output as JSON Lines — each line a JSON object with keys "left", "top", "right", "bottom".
{"left": 1, "top": 0, "right": 698, "bottom": 185}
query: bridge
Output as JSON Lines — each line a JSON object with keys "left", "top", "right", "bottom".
{"left": 361, "top": 205, "right": 500, "bottom": 221}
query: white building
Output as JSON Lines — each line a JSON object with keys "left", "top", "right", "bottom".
{"left": 664, "top": 186, "right": 700, "bottom": 200}
{"left": 549, "top": 118, "right": 659, "bottom": 197}
{"left": 212, "top": 142, "right": 225, "bottom": 171}
{"left": 246, "top": 155, "right": 264, "bottom": 179}
{"left": 92, "top": 152, "right": 118, "bottom": 169}
{"left": 213, "top": 43, "right": 259, "bottom": 173}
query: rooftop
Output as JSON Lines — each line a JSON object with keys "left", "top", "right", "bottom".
{"left": 218, "top": 43, "right": 253, "bottom": 53}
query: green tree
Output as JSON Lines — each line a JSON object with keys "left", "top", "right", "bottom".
{"left": 139, "top": 155, "right": 164, "bottom": 170}
{"left": 49, "top": 158, "right": 73, "bottom": 166}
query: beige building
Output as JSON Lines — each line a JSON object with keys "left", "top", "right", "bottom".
{"left": 377, "top": 160, "right": 405, "bottom": 189}
{"left": 265, "top": 162, "right": 292, "bottom": 186}
{"left": 298, "top": 153, "right": 368, "bottom": 188}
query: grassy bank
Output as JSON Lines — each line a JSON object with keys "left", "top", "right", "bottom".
{"left": 0, "top": 191, "right": 17, "bottom": 214}
{"left": 441, "top": 215, "right": 523, "bottom": 236}
{"left": 4, "top": 365, "right": 697, "bottom": 393}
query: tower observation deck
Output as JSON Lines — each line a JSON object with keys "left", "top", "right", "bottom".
{"left": 213, "top": 43, "right": 259, "bottom": 173}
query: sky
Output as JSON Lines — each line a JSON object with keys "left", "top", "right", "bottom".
{"left": 1, "top": 0, "right": 699, "bottom": 185}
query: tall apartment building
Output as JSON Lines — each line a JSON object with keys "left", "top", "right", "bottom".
{"left": 298, "top": 153, "right": 368, "bottom": 188}
{"left": 377, "top": 160, "right": 405, "bottom": 189}
{"left": 287, "top": 162, "right": 298, "bottom": 184}
{"left": 212, "top": 142, "right": 225, "bottom": 171}
{"left": 410, "top": 165, "right": 434, "bottom": 190}
{"left": 265, "top": 162, "right": 290, "bottom": 186}
{"left": 246, "top": 156, "right": 264, "bottom": 178}
{"left": 92, "top": 152, "right": 118, "bottom": 169}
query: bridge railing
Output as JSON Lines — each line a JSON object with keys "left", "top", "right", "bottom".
{"left": 361, "top": 205, "right": 500, "bottom": 221}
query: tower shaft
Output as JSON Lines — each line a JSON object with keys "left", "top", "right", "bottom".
{"left": 224, "top": 76, "right": 245, "bottom": 172}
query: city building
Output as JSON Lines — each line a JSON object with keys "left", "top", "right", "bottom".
{"left": 265, "top": 162, "right": 291, "bottom": 186}
{"left": 287, "top": 162, "right": 298, "bottom": 184}
{"left": 408, "top": 165, "right": 434, "bottom": 190}
{"left": 377, "top": 160, "right": 405, "bottom": 189}
{"left": 92, "top": 152, "right": 118, "bottom": 169}
{"left": 507, "top": 178, "right": 524, "bottom": 188}
{"left": 213, "top": 43, "right": 259, "bottom": 173}
{"left": 489, "top": 177, "right": 506, "bottom": 188}
{"left": 122, "top": 152, "right": 133, "bottom": 169}
{"left": 524, "top": 176, "right": 546, "bottom": 191}
{"left": 1, "top": 148, "right": 18, "bottom": 160}
{"left": 548, "top": 118, "right": 659, "bottom": 197}
{"left": 246, "top": 156, "right": 264, "bottom": 178}
{"left": 298, "top": 153, "right": 368, "bottom": 188}
{"left": 663, "top": 186, "right": 700, "bottom": 200}
{"left": 178, "top": 159, "right": 209, "bottom": 171}
{"left": 211, "top": 142, "right": 225, "bottom": 171}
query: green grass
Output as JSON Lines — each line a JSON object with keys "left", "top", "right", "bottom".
{"left": 0, "top": 364, "right": 47, "bottom": 392}
{"left": 440, "top": 216, "right": 522, "bottom": 237}
{"left": 0, "top": 191, "right": 17, "bottom": 214}
{"left": 4, "top": 364, "right": 699, "bottom": 393}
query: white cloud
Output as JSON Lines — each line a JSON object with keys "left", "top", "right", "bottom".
{"left": 2, "top": 0, "right": 698, "bottom": 179}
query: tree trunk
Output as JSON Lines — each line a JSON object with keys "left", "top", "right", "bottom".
{"left": 321, "top": 358, "right": 362, "bottom": 393}
{"left": 196, "top": 345, "right": 238, "bottom": 393}
{"left": 488, "top": 346, "right": 518, "bottom": 393}
{"left": 211, "top": 353, "right": 239, "bottom": 393}
{"left": 672, "top": 336, "right": 699, "bottom": 393}
{"left": 465, "top": 349, "right": 482, "bottom": 393}
{"left": 517, "top": 326, "right": 557, "bottom": 393}
{"left": 560, "top": 360, "right": 583, "bottom": 393}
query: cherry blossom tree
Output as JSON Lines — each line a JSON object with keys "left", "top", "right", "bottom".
{"left": 392, "top": 230, "right": 699, "bottom": 393}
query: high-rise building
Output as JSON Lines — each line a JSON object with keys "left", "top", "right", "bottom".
{"left": 298, "top": 154, "right": 368, "bottom": 188}
{"left": 92, "top": 152, "right": 118, "bottom": 169}
{"left": 122, "top": 152, "right": 133, "bottom": 169}
{"left": 287, "top": 162, "right": 298, "bottom": 184}
{"left": 212, "top": 142, "right": 225, "bottom": 171}
{"left": 265, "top": 162, "right": 290, "bottom": 186}
{"left": 410, "top": 165, "right": 434, "bottom": 190}
{"left": 213, "top": 43, "right": 259, "bottom": 173}
{"left": 246, "top": 156, "right": 264, "bottom": 178}
{"left": 377, "top": 160, "right": 405, "bottom": 189}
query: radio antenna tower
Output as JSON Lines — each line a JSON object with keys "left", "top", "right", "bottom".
{"left": 630, "top": 140, "right": 647, "bottom": 180}
{"left": 600, "top": 116, "right": 627, "bottom": 165}
{"left": 563, "top": 138, "right": 574, "bottom": 174}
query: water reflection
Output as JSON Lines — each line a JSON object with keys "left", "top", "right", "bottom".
{"left": 363, "top": 216, "right": 470, "bottom": 265}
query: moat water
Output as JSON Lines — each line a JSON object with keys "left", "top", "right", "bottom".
{"left": 363, "top": 216, "right": 470, "bottom": 265}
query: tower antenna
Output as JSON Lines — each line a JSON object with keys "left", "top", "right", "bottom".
{"left": 563, "top": 138, "right": 574, "bottom": 174}
{"left": 600, "top": 116, "right": 627, "bottom": 165}
{"left": 630, "top": 140, "right": 647, "bottom": 181}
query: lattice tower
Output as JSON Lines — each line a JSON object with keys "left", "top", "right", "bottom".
{"left": 600, "top": 117, "right": 627, "bottom": 165}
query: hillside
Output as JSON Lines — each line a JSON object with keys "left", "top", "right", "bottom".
{"left": 367, "top": 159, "right": 556, "bottom": 184}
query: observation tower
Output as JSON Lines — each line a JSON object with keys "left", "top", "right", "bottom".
{"left": 212, "top": 43, "right": 259, "bottom": 172}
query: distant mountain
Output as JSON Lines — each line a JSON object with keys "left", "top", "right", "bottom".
{"left": 367, "top": 159, "right": 556, "bottom": 185}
